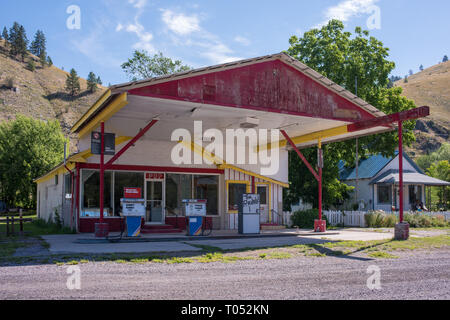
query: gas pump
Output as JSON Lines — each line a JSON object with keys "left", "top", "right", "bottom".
{"left": 183, "top": 199, "right": 207, "bottom": 236}
{"left": 120, "top": 188, "right": 145, "bottom": 237}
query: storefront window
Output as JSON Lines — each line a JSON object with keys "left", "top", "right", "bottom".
{"left": 82, "top": 170, "right": 112, "bottom": 217}
{"left": 228, "top": 183, "right": 248, "bottom": 211}
{"left": 377, "top": 185, "right": 392, "bottom": 204}
{"left": 194, "top": 175, "right": 218, "bottom": 215}
{"left": 166, "top": 174, "right": 192, "bottom": 216}
{"left": 114, "top": 172, "right": 144, "bottom": 216}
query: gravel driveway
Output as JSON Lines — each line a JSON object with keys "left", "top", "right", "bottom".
{"left": 1, "top": 249, "right": 449, "bottom": 300}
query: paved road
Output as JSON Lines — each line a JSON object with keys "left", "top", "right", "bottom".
{"left": 1, "top": 249, "right": 449, "bottom": 300}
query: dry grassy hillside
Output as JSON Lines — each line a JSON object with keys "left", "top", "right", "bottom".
{"left": 0, "top": 39, "right": 106, "bottom": 134}
{"left": 395, "top": 60, "right": 450, "bottom": 156}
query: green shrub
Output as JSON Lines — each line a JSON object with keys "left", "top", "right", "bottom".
{"left": 291, "top": 209, "right": 329, "bottom": 229}
{"left": 404, "top": 213, "right": 449, "bottom": 228}
{"left": 364, "top": 211, "right": 397, "bottom": 228}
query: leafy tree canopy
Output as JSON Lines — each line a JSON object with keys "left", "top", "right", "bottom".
{"left": 121, "top": 50, "right": 191, "bottom": 81}
{"left": 284, "top": 20, "right": 417, "bottom": 209}
{"left": 0, "top": 115, "right": 66, "bottom": 208}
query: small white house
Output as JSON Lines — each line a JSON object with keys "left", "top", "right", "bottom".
{"left": 339, "top": 152, "right": 450, "bottom": 211}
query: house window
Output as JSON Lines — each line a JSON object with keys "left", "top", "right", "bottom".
{"left": 257, "top": 186, "right": 268, "bottom": 205}
{"left": 377, "top": 185, "right": 392, "bottom": 204}
{"left": 54, "top": 175, "right": 59, "bottom": 185}
{"left": 228, "top": 183, "right": 248, "bottom": 212}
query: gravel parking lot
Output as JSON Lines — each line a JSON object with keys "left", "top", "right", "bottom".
{"left": 1, "top": 249, "right": 449, "bottom": 300}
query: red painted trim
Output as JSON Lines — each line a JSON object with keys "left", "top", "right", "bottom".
{"left": 76, "top": 164, "right": 80, "bottom": 232}
{"left": 398, "top": 121, "right": 404, "bottom": 223}
{"left": 105, "top": 119, "right": 159, "bottom": 168}
{"left": 280, "top": 130, "right": 319, "bottom": 181}
{"left": 348, "top": 106, "right": 430, "bottom": 132}
{"left": 129, "top": 92, "right": 370, "bottom": 124}
{"left": 100, "top": 122, "right": 105, "bottom": 223}
{"left": 78, "top": 163, "right": 224, "bottom": 174}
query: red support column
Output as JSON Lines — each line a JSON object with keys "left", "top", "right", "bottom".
{"left": 100, "top": 121, "right": 105, "bottom": 223}
{"left": 76, "top": 163, "right": 80, "bottom": 233}
{"left": 95, "top": 121, "right": 109, "bottom": 237}
{"left": 395, "top": 121, "right": 409, "bottom": 240}
{"left": 398, "top": 121, "right": 403, "bottom": 223}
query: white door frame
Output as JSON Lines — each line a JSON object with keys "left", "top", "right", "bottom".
{"left": 144, "top": 173, "right": 165, "bottom": 224}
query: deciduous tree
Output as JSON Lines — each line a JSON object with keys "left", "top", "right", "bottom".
{"left": 121, "top": 50, "right": 191, "bottom": 81}
{"left": 0, "top": 115, "right": 66, "bottom": 208}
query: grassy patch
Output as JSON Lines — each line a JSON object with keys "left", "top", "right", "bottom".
{"left": 367, "top": 251, "right": 399, "bottom": 259}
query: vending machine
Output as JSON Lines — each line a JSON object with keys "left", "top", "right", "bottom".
{"left": 238, "top": 194, "right": 260, "bottom": 234}
{"left": 120, "top": 188, "right": 145, "bottom": 237}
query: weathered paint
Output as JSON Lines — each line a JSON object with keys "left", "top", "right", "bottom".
{"left": 129, "top": 60, "right": 376, "bottom": 123}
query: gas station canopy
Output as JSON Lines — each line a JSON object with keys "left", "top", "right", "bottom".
{"left": 70, "top": 52, "right": 392, "bottom": 148}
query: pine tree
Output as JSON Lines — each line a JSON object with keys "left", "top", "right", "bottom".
{"left": 419, "top": 65, "right": 424, "bottom": 72}
{"left": 9, "top": 22, "right": 28, "bottom": 61}
{"left": 65, "top": 68, "right": 81, "bottom": 97}
{"left": 46, "top": 56, "right": 53, "bottom": 66}
{"left": 1, "top": 27, "right": 7, "bottom": 46}
{"left": 444, "top": 55, "right": 449, "bottom": 63}
{"left": 87, "top": 71, "right": 98, "bottom": 93}
{"left": 96, "top": 76, "right": 102, "bottom": 85}
{"left": 30, "top": 30, "right": 47, "bottom": 64}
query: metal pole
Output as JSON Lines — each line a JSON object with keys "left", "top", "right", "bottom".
{"left": 398, "top": 121, "right": 404, "bottom": 223}
{"left": 100, "top": 122, "right": 105, "bottom": 223}
{"left": 318, "top": 139, "right": 323, "bottom": 221}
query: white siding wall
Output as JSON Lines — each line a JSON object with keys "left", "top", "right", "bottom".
{"left": 37, "top": 173, "right": 64, "bottom": 223}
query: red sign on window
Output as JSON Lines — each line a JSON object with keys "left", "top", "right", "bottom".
{"left": 124, "top": 188, "right": 142, "bottom": 199}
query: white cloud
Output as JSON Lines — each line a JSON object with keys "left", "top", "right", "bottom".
{"left": 160, "top": 8, "right": 242, "bottom": 64}
{"left": 128, "top": 0, "right": 147, "bottom": 9}
{"left": 117, "top": 1, "right": 155, "bottom": 53}
{"left": 234, "top": 35, "right": 251, "bottom": 46}
{"left": 161, "top": 9, "right": 201, "bottom": 35}
{"left": 115, "top": 23, "right": 124, "bottom": 32}
{"left": 317, "top": 0, "right": 380, "bottom": 27}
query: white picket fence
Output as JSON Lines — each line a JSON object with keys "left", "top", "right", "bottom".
{"left": 323, "top": 210, "right": 450, "bottom": 227}
{"left": 324, "top": 211, "right": 367, "bottom": 227}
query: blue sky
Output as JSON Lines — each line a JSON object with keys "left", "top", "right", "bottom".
{"left": 1, "top": 0, "right": 449, "bottom": 85}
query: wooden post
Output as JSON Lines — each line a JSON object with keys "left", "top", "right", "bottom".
{"left": 6, "top": 216, "right": 9, "bottom": 237}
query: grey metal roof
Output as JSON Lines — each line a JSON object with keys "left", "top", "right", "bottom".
{"left": 369, "top": 169, "right": 450, "bottom": 186}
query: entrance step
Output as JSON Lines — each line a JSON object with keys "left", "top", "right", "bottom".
{"left": 141, "top": 224, "right": 184, "bottom": 234}
{"left": 260, "top": 223, "right": 286, "bottom": 230}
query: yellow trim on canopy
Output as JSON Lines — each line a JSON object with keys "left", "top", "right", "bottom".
{"left": 77, "top": 93, "right": 128, "bottom": 138}
{"left": 35, "top": 136, "right": 133, "bottom": 184}
{"left": 258, "top": 125, "right": 349, "bottom": 151}
{"left": 179, "top": 140, "right": 289, "bottom": 188}
{"left": 71, "top": 90, "right": 112, "bottom": 134}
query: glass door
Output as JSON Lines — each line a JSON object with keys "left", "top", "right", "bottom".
{"left": 146, "top": 181, "right": 164, "bottom": 224}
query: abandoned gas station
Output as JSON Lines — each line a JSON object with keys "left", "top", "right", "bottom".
{"left": 35, "top": 52, "right": 430, "bottom": 240}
